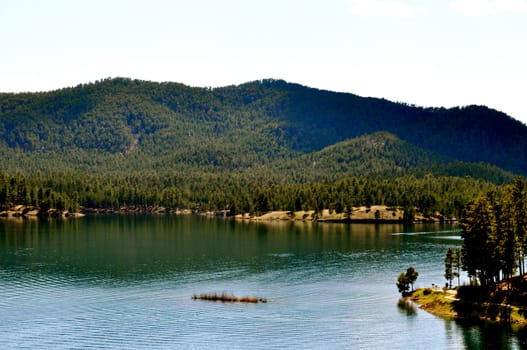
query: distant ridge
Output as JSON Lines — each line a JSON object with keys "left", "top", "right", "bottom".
{"left": 0, "top": 77, "right": 525, "bottom": 176}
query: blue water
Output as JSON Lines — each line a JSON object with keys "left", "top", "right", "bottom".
{"left": 0, "top": 216, "right": 524, "bottom": 349}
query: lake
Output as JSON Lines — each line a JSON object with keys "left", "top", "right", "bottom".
{"left": 0, "top": 215, "right": 525, "bottom": 349}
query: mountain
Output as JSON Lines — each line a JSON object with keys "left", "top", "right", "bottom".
{"left": 0, "top": 77, "right": 525, "bottom": 178}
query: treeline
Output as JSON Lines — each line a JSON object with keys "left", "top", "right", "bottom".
{"left": 230, "top": 175, "right": 501, "bottom": 219}
{"left": 1, "top": 170, "right": 502, "bottom": 220}
{"left": 0, "top": 172, "right": 78, "bottom": 213}
{"left": 460, "top": 177, "right": 527, "bottom": 287}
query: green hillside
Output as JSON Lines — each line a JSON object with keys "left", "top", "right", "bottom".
{"left": 1, "top": 77, "right": 526, "bottom": 174}
{"left": 0, "top": 77, "right": 524, "bottom": 217}
{"left": 274, "top": 131, "right": 513, "bottom": 183}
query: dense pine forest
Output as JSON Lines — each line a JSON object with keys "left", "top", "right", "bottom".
{"left": 461, "top": 177, "right": 527, "bottom": 288}
{"left": 1, "top": 78, "right": 525, "bottom": 218}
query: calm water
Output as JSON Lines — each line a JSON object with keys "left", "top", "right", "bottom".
{"left": 0, "top": 216, "right": 525, "bottom": 349}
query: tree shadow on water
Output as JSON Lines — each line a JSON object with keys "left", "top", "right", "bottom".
{"left": 448, "top": 285, "right": 527, "bottom": 349}
{"left": 397, "top": 298, "right": 417, "bottom": 317}
{"left": 457, "top": 320, "right": 526, "bottom": 350}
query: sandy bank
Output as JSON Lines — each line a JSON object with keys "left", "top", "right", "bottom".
{"left": 236, "top": 206, "right": 406, "bottom": 222}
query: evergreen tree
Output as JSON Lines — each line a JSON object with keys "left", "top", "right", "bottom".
{"left": 460, "top": 192, "right": 499, "bottom": 287}
{"left": 459, "top": 178, "right": 527, "bottom": 289}
{"left": 396, "top": 266, "right": 419, "bottom": 296}
{"left": 396, "top": 272, "right": 410, "bottom": 296}
{"left": 406, "top": 266, "right": 419, "bottom": 291}
{"left": 444, "top": 248, "right": 454, "bottom": 289}
{"left": 511, "top": 177, "right": 527, "bottom": 275}
{"left": 453, "top": 248, "right": 462, "bottom": 288}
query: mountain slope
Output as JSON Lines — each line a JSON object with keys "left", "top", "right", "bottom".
{"left": 272, "top": 132, "right": 514, "bottom": 184}
{"left": 0, "top": 77, "right": 525, "bottom": 176}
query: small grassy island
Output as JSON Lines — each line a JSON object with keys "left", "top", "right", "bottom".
{"left": 192, "top": 292, "right": 267, "bottom": 303}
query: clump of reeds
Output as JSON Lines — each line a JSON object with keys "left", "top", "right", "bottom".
{"left": 192, "top": 292, "right": 267, "bottom": 303}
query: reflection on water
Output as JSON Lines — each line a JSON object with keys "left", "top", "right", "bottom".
{"left": 0, "top": 216, "right": 526, "bottom": 349}
{"left": 397, "top": 298, "right": 417, "bottom": 317}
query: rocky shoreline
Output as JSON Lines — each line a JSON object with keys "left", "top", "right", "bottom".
{"left": 1, "top": 204, "right": 455, "bottom": 223}
{"left": 0, "top": 205, "right": 85, "bottom": 219}
{"left": 0, "top": 205, "right": 195, "bottom": 219}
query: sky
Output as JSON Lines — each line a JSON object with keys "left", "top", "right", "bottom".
{"left": 1, "top": 0, "right": 526, "bottom": 124}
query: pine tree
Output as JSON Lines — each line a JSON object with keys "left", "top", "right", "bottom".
{"left": 396, "top": 272, "right": 410, "bottom": 296}
{"left": 453, "top": 248, "right": 462, "bottom": 288}
{"left": 460, "top": 191, "right": 498, "bottom": 287}
{"left": 444, "top": 248, "right": 454, "bottom": 289}
{"left": 406, "top": 266, "right": 419, "bottom": 291}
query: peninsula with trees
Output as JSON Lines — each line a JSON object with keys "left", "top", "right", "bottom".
{"left": 404, "top": 177, "right": 527, "bottom": 324}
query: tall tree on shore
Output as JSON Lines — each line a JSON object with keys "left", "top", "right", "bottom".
{"left": 444, "top": 247, "right": 462, "bottom": 288}
{"left": 499, "top": 184, "right": 519, "bottom": 284}
{"left": 396, "top": 267, "right": 419, "bottom": 296}
{"left": 510, "top": 177, "right": 527, "bottom": 275}
{"left": 406, "top": 266, "right": 419, "bottom": 291}
{"left": 453, "top": 248, "right": 462, "bottom": 288}
{"left": 397, "top": 272, "right": 410, "bottom": 295}
{"left": 460, "top": 191, "right": 499, "bottom": 287}
{"left": 444, "top": 248, "right": 455, "bottom": 289}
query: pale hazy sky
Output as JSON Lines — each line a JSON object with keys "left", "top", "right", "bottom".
{"left": 1, "top": 0, "right": 526, "bottom": 124}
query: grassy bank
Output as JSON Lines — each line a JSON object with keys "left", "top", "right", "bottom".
{"left": 409, "top": 287, "right": 527, "bottom": 325}
{"left": 409, "top": 288, "right": 457, "bottom": 319}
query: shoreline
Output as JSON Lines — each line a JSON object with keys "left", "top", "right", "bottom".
{"left": 0, "top": 205, "right": 85, "bottom": 219}
{"left": 1, "top": 204, "right": 456, "bottom": 224}
{"left": 234, "top": 206, "right": 456, "bottom": 223}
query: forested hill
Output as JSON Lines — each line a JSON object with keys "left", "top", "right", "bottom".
{"left": 0, "top": 77, "right": 526, "bottom": 176}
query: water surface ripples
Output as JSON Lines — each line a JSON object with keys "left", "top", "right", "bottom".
{"left": 1, "top": 217, "right": 525, "bottom": 349}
